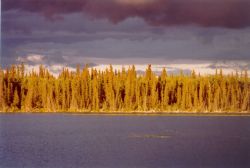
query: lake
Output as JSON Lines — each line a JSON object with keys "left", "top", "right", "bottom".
{"left": 1, "top": 114, "right": 250, "bottom": 168}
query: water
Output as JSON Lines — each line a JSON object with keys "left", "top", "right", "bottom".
{"left": 1, "top": 114, "right": 250, "bottom": 168}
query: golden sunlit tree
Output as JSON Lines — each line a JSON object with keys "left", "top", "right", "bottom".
{"left": 0, "top": 64, "right": 249, "bottom": 113}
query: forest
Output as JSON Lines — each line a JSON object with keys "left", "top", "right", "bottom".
{"left": 0, "top": 64, "right": 249, "bottom": 113}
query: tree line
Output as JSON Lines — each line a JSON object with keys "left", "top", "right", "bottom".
{"left": 0, "top": 64, "right": 249, "bottom": 112}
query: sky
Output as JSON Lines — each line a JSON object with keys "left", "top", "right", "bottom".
{"left": 1, "top": 0, "right": 250, "bottom": 75}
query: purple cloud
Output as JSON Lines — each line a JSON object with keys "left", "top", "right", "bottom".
{"left": 3, "top": 0, "right": 250, "bottom": 28}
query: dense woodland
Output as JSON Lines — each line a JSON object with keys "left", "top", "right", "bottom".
{"left": 0, "top": 64, "right": 249, "bottom": 113}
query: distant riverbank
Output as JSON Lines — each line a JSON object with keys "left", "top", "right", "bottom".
{"left": 1, "top": 64, "right": 249, "bottom": 114}
{"left": 1, "top": 111, "right": 250, "bottom": 116}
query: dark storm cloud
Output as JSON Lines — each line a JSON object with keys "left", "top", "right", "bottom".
{"left": 2, "top": 9, "right": 250, "bottom": 66}
{"left": 3, "top": 0, "right": 250, "bottom": 28}
{"left": 2, "top": 11, "right": 150, "bottom": 39}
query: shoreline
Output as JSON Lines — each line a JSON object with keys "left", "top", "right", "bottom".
{"left": 1, "top": 111, "right": 250, "bottom": 116}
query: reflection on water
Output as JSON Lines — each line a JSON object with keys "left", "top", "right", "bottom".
{"left": 129, "top": 133, "right": 171, "bottom": 139}
{"left": 1, "top": 114, "right": 250, "bottom": 168}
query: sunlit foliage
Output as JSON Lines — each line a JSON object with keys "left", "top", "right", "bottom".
{"left": 0, "top": 64, "right": 249, "bottom": 112}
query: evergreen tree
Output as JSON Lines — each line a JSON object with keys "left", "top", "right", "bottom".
{"left": 12, "top": 88, "right": 20, "bottom": 110}
{"left": 0, "top": 64, "right": 249, "bottom": 113}
{"left": 0, "top": 68, "right": 5, "bottom": 110}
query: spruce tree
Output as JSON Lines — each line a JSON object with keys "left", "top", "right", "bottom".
{"left": 12, "top": 88, "right": 20, "bottom": 110}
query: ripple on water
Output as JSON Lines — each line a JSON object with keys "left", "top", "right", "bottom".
{"left": 129, "top": 133, "right": 171, "bottom": 139}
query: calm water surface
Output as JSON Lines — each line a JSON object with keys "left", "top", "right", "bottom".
{"left": 1, "top": 114, "right": 250, "bottom": 168}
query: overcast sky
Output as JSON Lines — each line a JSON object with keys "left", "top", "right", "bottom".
{"left": 1, "top": 0, "right": 250, "bottom": 69}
